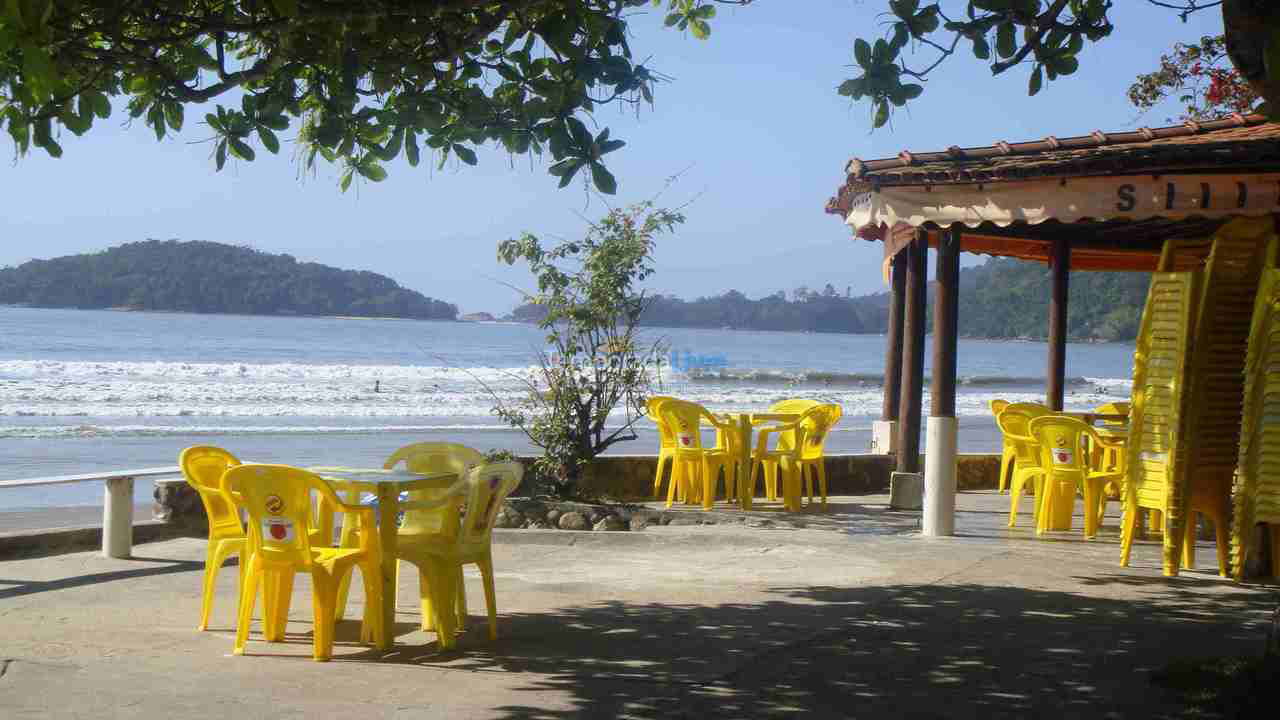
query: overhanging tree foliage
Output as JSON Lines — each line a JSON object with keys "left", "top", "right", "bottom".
{"left": 0, "top": 0, "right": 745, "bottom": 193}
{"left": 841, "top": 0, "right": 1279, "bottom": 128}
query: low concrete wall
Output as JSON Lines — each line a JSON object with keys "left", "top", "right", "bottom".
{"left": 149, "top": 453, "right": 1001, "bottom": 530}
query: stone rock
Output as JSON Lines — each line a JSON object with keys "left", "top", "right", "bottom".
{"left": 520, "top": 505, "right": 547, "bottom": 524}
{"left": 545, "top": 509, "right": 563, "bottom": 526}
{"left": 494, "top": 506, "right": 524, "bottom": 529}
{"left": 629, "top": 516, "right": 650, "bottom": 531}
{"left": 558, "top": 511, "right": 590, "bottom": 531}
{"left": 593, "top": 515, "right": 628, "bottom": 532}
{"left": 667, "top": 515, "right": 702, "bottom": 526}
{"left": 525, "top": 520, "right": 551, "bottom": 530}
{"left": 586, "top": 508, "right": 608, "bottom": 525}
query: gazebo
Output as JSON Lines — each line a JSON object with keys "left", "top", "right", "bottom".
{"left": 825, "top": 113, "right": 1280, "bottom": 542}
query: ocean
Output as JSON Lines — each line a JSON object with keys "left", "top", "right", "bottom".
{"left": 0, "top": 307, "right": 1135, "bottom": 510}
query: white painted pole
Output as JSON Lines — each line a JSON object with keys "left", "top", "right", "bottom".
{"left": 922, "top": 417, "right": 958, "bottom": 537}
{"left": 102, "top": 476, "right": 134, "bottom": 558}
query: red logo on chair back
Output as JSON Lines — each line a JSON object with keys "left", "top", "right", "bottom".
{"left": 1053, "top": 449, "right": 1074, "bottom": 466}
{"left": 677, "top": 433, "right": 694, "bottom": 447}
{"left": 262, "top": 518, "right": 295, "bottom": 544}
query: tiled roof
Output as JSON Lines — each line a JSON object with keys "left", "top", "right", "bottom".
{"left": 825, "top": 114, "right": 1280, "bottom": 217}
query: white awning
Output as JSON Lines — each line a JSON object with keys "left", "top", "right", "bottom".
{"left": 845, "top": 173, "right": 1280, "bottom": 231}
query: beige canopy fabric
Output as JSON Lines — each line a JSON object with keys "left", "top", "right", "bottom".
{"left": 845, "top": 173, "right": 1280, "bottom": 232}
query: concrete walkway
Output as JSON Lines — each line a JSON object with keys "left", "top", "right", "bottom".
{"left": 0, "top": 491, "right": 1274, "bottom": 719}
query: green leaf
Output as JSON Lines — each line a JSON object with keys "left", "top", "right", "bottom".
{"left": 91, "top": 93, "right": 111, "bottom": 119}
{"left": 356, "top": 160, "right": 388, "bottom": 182}
{"left": 205, "top": 113, "right": 224, "bottom": 132}
{"left": 972, "top": 35, "right": 991, "bottom": 60}
{"left": 1028, "top": 64, "right": 1043, "bottom": 96}
{"left": 854, "top": 39, "right": 871, "bottom": 68}
{"left": 590, "top": 162, "right": 616, "bottom": 194}
{"left": 598, "top": 139, "right": 625, "bottom": 155}
{"left": 228, "top": 137, "right": 255, "bottom": 161}
{"left": 690, "top": 19, "right": 710, "bottom": 40}
{"left": 901, "top": 83, "right": 923, "bottom": 101}
{"left": 405, "top": 132, "right": 420, "bottom": 167}
{"left": 257, "top": 126, "right": 280, "bottom": 154}
{"left": 164, "top": 102, "right": 184, "bottom": 132}
{"left": 271, "top": 0, "right": 299, "bottom": 17}
{"left": 566, "top": 117, "right": 591, "bottom": 148}
{"left": 215, "top": 139, "right": 227, "bottom": 170}
{"left": 340, "top": 169, "right": 353, "bottom": 192}
{"left": 996, "top": 22, "right": 1016, "bottom": 59}
{"left": 452, "top": 144, "right": 477, "bottom": 166}
{"left": 873, "top": 100, "right": 889, "bottom": 128}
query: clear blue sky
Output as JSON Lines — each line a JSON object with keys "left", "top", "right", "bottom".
{"left": 0, "top": 2, "right": 1224, "bottom": 314}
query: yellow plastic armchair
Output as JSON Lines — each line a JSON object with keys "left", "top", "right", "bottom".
{"left": 646, "top": 396, "right": 677, "bottom": 499}
{"left": 396, "top": 461, "right": 523, "bottom": 650}
{"left": 376, "top": 442, "right": 482, "bottom": 628}
{"left": 179, "top": 445, "right": 245, "bottom": 632}
{"left": 750, "top": 405, "right": 831, "bottom": 512}
{"left": 750, "top": 398, "right": 820, "bottom": 502}
{"left": 798, "top": 404, "right": 842, "bottom": 507}
{"left": 989, "top": 399, "right": 1014, "bottom": 493}
{"left": 1028, "top": 416, "right": 1124, "bottom": 538}
{"left": 224, "top": 464, "right": 384, "bottom": 662}
{"left": 656, "top": 399, "right": 736, "bottom": 510}
{"left": 996, "top": 403, "right": 1050, "bottom": 528}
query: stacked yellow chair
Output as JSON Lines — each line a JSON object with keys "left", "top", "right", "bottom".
{"left": 395, "top": 461, "right": 523, "bottom": 649}
{"left": 1121, "top": 221, "right": 1268, "bottom": 577}
{"left": 989, "top": 399, "right": 1013, "bottom": 493}
{"left": 996, "top": 402, "right": 1049, "bottom": 528}
{"left": 752, "top": 398, "right": 819, "bottom": 502}
{"left": 656, "top": 399, "right": 737, "bottom": 510}
{"left": 1232, "top": 237, "right": 1280, "bottom": 580}
{"left": 180, "top": 446, "right": 245, "bottom": 631}
{"left": 225, "top": 464, "right": 384, "bottom": 662}
{"left": 1028, "top": 416, "right": 1125, "bottom": 539}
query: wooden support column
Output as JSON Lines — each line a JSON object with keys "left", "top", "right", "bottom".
{"left": 1047, "top": 238, "right": 1071, "bottom": 411}
{"left": 896, "top": 229, "right": 928, "bottom": 474}
{"left": 882, "top": 252, "right": 906, "bottom": 421}
{"left": 923, "top": 226, "right": 961, "bottom": 536}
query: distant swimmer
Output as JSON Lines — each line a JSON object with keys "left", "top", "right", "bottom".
{"left": 374, "top": 380, "right": 381, "bottom": 393}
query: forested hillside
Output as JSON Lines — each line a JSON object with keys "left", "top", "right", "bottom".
{"left": 956, "top": 258, "right": 1148, "bottom": 342}
{"left": 0, "top": 240, "right": 458, "bottom": 320}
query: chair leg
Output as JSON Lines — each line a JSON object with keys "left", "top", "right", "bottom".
{"left": 310, "top": 571, "right": 336, "bottom": 662}
{"left": 1119, "top": 503, "right": 1138, "bottom": 567}
{"left": 1213, "top": 509, "right": 1233, "bottom": 576}
{"left": 479, "top": 553, "right": 499, "bottom": 641}
{"left": 653, "top": 452, "right": 666, "bottom": 499}
{"left": 1182, "top": 511, "right": 1198, "bottom": 571}
{"left": 701, "top": 456, "right": 716, "bottom": 510}
{"left": 1007, "top": 472, "right": 1023, "bottom": 528}
{"left": 199, "top": 541, "right": 221, "bottom": 631}
{"left": 998, "top": 446, "right": 1014, "bottom": 493}
{"left": 266, "top": 569, "right": 294, "bottom": 643}
{"left": 428, "top": 558, "right": 457, "bottom": 649}
{"left": 816, "top": 461, "right": 828, "bottom": 508}
{"left": 763, "top": 461, "right": 778, "bottom": 502}
{"left": 1081, "top": 481, "right": 1099, "bottom": 538}
{"left": 666, "top": 460, "right": 682, "bottom": 508}
{"left": 233, "top": 555, "right": 260, "bottom": 656}
{"left": 454, "top": 565, "right": 467, "bottom": 631}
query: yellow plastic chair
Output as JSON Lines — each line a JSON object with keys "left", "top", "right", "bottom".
{"left": 753, "top": 398, "right": 821, "bottom": 502}
{"left": 750, "top": 403, "right": 840, "bottom": 510}
{"left": 225, "top": 464, "right": 384, "bottom": 662}
{"left": 381, "top": 442, "right": 482, "bottom": 629}
{"left": 656, "top": 399, "right": 737, "bottom": 510}
{"left": 1028, "top": 416, "right": 1125, "bottom": 538}
{"left": 647, "top": 396, "right": 677, "bottom": 499}
{"left": 180, "top": 445, "right": 245, "bottom": 632}
{"left": 396, "top": 461, "right": 523, "bottom": 650}
{"left": 996, "top": 402, "right": 1050, "bottom": 528}
{"left": 989, "top": 399, "right": 1014, "bottom": 493}
{"left": 1232, "top": 238, "right": 1280, "bottom": 580}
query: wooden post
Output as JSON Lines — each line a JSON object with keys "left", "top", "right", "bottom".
{"left": 896, "top": 229, "right": 928, "bottom": 474}
{"left": 882, "top": 252, "right": 906, "bottom": 421}
{"left": 931, "top": 228, "right": 959, "bottom": 417}
{"left": 924, "top": 227, "right": 961, "bottom": 536}
{"left": 1047, "top": 239, "right": 1071, "bottom": 411}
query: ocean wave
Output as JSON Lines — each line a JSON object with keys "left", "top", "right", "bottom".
{"left": 682, "top": 368, "right": 1126, "bottom": 391}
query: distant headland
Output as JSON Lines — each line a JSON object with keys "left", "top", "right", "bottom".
{"left": 0, "top": 240, "right": 458, "bottom": 321}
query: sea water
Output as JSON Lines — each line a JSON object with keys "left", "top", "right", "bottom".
{"left": 0, "top": 306, "right": 1135, "bottom": 509}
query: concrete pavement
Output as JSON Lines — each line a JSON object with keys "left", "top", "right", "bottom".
{"left": 0, "top": 491, "right": 1274, "bottom": 719}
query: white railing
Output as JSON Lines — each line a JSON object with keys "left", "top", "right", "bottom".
{"left": 0, "top": 467, "right": 182, "bottom": 558}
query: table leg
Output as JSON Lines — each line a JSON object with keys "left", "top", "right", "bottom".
{"left": 376, "top": 484, "right": 398, "bottom": 650}
{"left": 738, "top": 415, "right": 753, "bottom": 511}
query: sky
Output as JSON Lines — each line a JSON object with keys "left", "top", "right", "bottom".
{"left": 0, "top": 2, "right": 1225, "bottom": 315}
